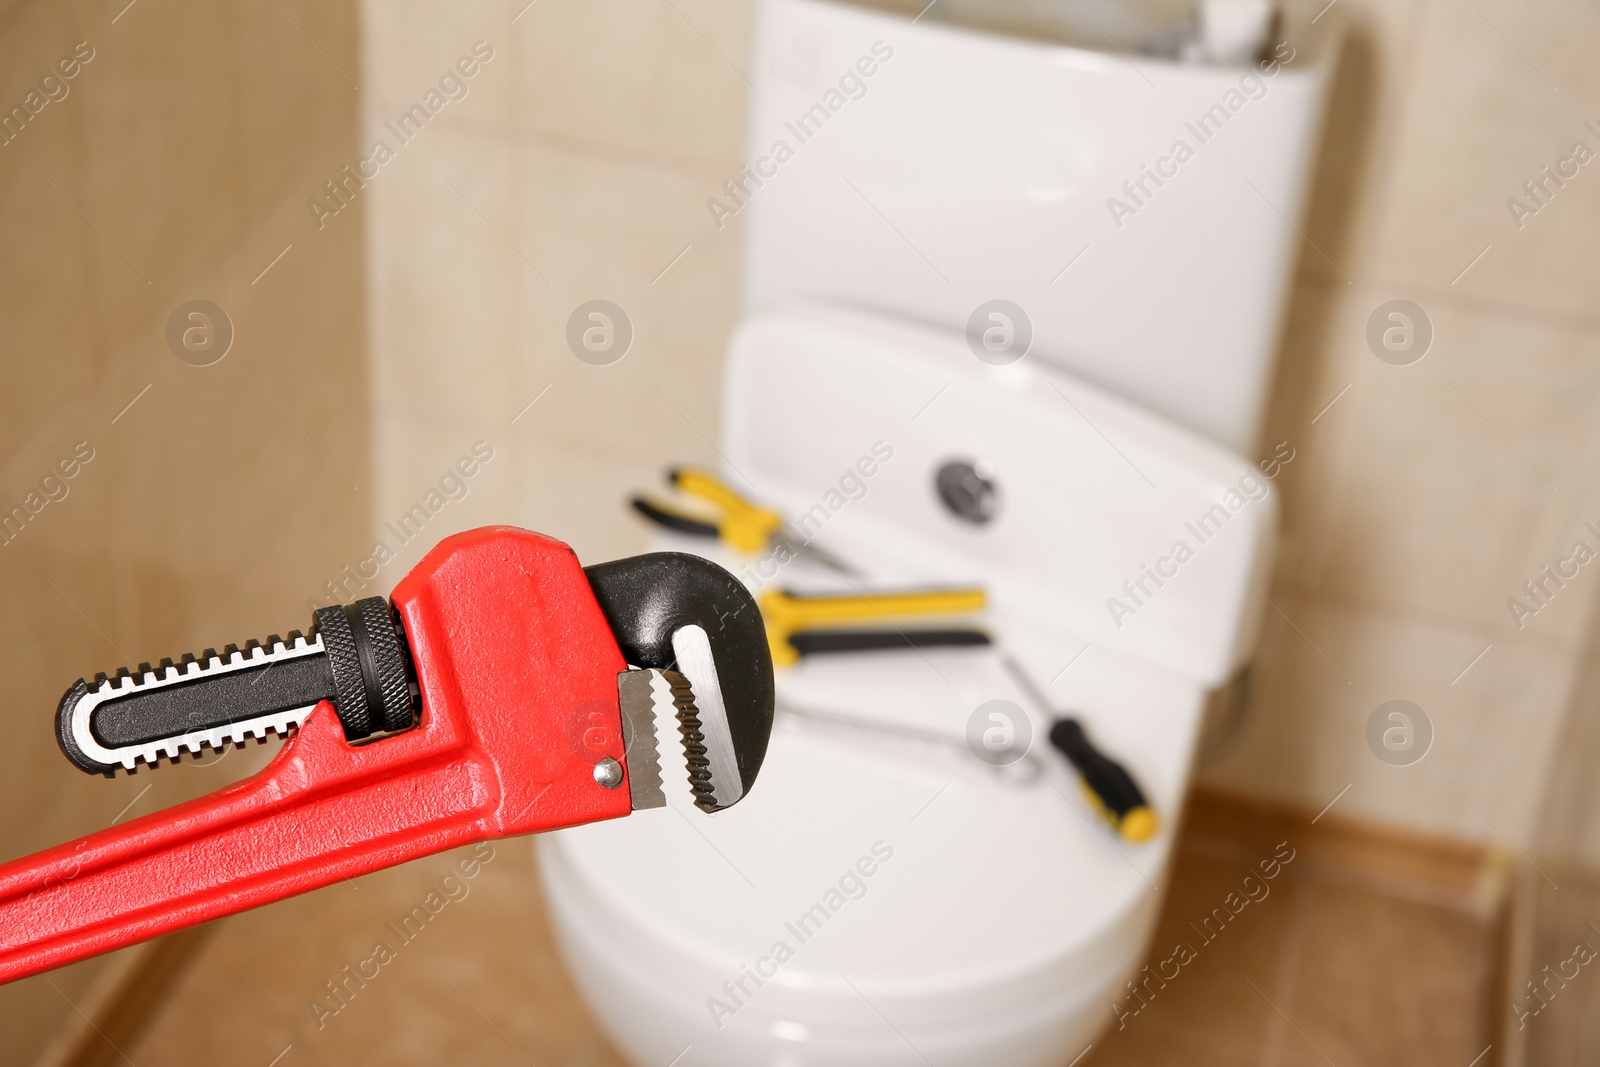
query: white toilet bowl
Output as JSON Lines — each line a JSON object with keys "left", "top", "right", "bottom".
{"left": 540, "top": 644, "right": 1204, "bottom": 1066}
{"left": 539, "top": 303, "right": 1277, "bottom": 1065}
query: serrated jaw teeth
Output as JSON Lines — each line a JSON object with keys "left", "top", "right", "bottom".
{"left": 617, "top": 670, "right": 666, "bottom": 811}
{"left": 668, "top": 625, "right": 743, "bottom": 812}
{"left": 660, "top": 669, "right": 718, "bottom": 813}
{"left": 616, "top": 665, "right": 738, "bottom": 814}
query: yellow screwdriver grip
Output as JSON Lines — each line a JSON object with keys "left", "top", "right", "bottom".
{"left": 672, "top": 468, "right": 783, "bottom": 554}
{"left": 759, "top": 587, "right": 987, "bottom": 666}
{"left": 1080, "top": 780, "right": 1159, "bottom": 844}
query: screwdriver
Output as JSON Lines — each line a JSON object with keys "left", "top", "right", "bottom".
{"left": 1002, "top": 655, "right": 1157, "bottom": 843}
{"left": 1049, "top": 719, "right": 1158, "bottom": 844}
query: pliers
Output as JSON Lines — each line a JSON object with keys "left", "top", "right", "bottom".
{"left": 0, "top": 527, "right": 775, "bottom": 984}
{"left": 630, "top": 467, "right": 857, "bottom": 575}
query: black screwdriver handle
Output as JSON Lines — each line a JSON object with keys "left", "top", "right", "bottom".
{"left": 1048, "top": 718, "right": 1157, "bottom": 843}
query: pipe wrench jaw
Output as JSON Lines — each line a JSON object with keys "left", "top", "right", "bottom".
{"left": 587, "top": 552, "right": 775, "bottom": 813}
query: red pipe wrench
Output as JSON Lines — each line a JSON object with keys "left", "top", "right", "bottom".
{"left": 0, "top": 526, "right": 773, "bottom": 984}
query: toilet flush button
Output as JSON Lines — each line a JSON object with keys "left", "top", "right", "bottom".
{"left": 935, "top": 460, "right": 999, "bottom": 525}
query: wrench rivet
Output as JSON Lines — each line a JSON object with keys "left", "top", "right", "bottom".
{"left": 593, "top": 757, "right": 624, "bottom": 789}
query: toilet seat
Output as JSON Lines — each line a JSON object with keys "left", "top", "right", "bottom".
{"left": 540, "top": 642, "right": 1204, "bottom": 1065}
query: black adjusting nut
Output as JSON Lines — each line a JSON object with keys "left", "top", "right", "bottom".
{"left": 313, "top": 597, "right": 417, "bottom": 741}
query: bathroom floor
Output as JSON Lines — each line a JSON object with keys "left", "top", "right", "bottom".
{"left": 1084, "top": 791, "right": 1504, "bottom": 1067}
{"left": 113, "top": 790, "right": 1503, "bottom": 1067}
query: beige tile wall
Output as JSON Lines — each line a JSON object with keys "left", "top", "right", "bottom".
{"left": 359, "top": 0, "right": 1600, "bottom": 861}
{"left": 358, "top": 0, "right": 749, "bottom": 585}
{"left": 0, "top": 0, "right": 367, "bottom": 1058}
{"left": 1202, "top": 0, "right": 1600, "bottom": 845}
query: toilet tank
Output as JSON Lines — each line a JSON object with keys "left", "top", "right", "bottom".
{"left": 738, "top": 0, "right": 1337, "bottom": 453}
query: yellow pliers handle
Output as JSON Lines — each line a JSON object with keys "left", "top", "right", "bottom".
{"left": 671, "top": 468, "right": 784, "bottom": 554}
{"left": 759, "top": 587, "right": 987, "bottom": 666}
